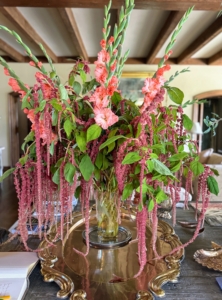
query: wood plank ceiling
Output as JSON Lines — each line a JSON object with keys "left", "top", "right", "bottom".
{"left": 0, "top": 0, "right": 221, "bottom": 65}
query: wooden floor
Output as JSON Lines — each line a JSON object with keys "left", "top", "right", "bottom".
{"left": 0, "top": 175, "right": 18, "bottom": 229}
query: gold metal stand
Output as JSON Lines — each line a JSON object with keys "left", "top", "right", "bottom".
{"left": 39, "top": 208, "right": 184, "bottom": 299}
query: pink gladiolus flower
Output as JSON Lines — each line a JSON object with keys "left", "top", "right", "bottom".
{"left": 95, "top": 64, "right": 108, "bottom": 85}
{"left": 35, "top": 72, "right": 45, "bottom": 80}
{"left": 108, "top": 36, "right": 114, "bottom": 44}
{"left": 8, "top": 78, "right": 20, "bottom": 92}
{"left": 94, "top": 107, "right": 119, "bottom": 129}
{"left": 110, "top": 60, "right": 117, "bottom": 72}
{"left": 142, "top": 78, "right": 161, "bottom": 97}
{"left": 4, "top": 68, "right": 10, "bottom": 76}
{"left": 106, "top": 75, "right": 118, "bottom": 96}
{"left": 156, "top": 64, "right": 171, "bottom": 76}
{"left": 89, "top": 86, "right": 109, "bottom": 108}
{"left": 37, "top": 61, "right": 43, "bottom": 68}
{"left": 96, "top": 50, "right": 110, "bottom": 64}
{"left": 100, "top": 39, "right": 106, "bottom": 49}
{"left": 29, "top": 61, "right": 35, "bottom": 67}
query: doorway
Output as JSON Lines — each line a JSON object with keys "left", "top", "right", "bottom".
{"left": 192, "top": 90, "right": 222, "bottom": 152}
{"left": 8, "top": 92, "right": 31, "bottom": 167}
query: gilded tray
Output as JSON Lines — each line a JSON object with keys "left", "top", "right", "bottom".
{"left": 194, "top": 241, "right": 222, "bottom": 272}
{"left": 39, "top": 208, "right": 184, "bottom": 300}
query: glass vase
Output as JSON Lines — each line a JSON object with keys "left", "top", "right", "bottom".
{"left": 95, "top": 190, "right": 119, "bottom": 240}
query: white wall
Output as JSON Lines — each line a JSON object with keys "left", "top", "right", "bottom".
{"left": 0, "top": 63, "right": 221, "bottom": 166}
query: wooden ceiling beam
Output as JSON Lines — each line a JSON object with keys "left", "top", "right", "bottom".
{"left": 146, "top": 11, "right": 185, "bottom": 64}
{"left": 57, "top": 8, "right": 88, "bottom": 61}
{"left": 0, "top": 7, "right": 58, "bottom": 63}
{"left": 1, "top": 56, "right": 220, "bottom": 65}
{"left": 177, "top": 15, "right": 222, "bottom": 63}
{"left": 0, "top": 38, "right": 25, "bottom": 62}
{"left": 208, "top": 49, "right": 222, "bottom": 65}
{"left": 0, "top": 1, "right": 221, "bottom": 10}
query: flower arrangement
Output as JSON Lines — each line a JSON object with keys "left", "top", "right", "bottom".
{"left": 0, "top": 0, "right": 219, "bottom": 277}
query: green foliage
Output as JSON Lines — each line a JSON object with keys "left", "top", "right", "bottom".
{"left": 122, "top": 152, "right": 141, "bottom": 165}
{"left": 207, "top": 176, "right": 219, "bottom": 196}
{"left": 190, "top": 161, "right": 204, "bottom": 176}
{"left": 79, "top": 155, "right": 94, "bottom": 181}
{"left": 166, "top": 86, "right": 184, "bottom": 105}
{"left": 0, "top": 168, "right": 15, "bottom": 183}
{"left": 99, "top": 135, "right": 126, "bottom": 150}
{"left": 204, "top": 113, "right": 222, "bottom": 136}
{"left": 87, "top": 124, "right": 102, "bottom": 143}
{"left": 64, "top": 162, "right": 76, "bottom": 183}
{"left": 182, "top": 114, "right": 193, "bottom": 130}
{"left": 0, "top": 2, "right": 217, "bottom": 222}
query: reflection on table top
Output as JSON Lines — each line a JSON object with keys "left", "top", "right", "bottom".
{"left": 0, "top": 206, "right": 222, "bottom": 300}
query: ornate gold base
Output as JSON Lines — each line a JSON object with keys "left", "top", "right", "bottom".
{"left": 39, "top": 208, "right": 184, "bottom": 299}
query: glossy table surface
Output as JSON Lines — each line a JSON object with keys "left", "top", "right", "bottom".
{"left": 1, "top": 206, "right": 222, "bottom": 300}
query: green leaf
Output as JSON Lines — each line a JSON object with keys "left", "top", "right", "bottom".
{"left": 50, "top": 142, "right": 54, "bottom": 155}
{"left": 107, "top": 142, "right": 115, "bottom": 154}
{"left": 52, "top": 110, "right": 58, "bottom": 126}
{"left": 183, "top": 114, "right": 193, "bottom": 131}
{"left": 21, "top": 131, "right": 35, "bottom": 151}
{"left": 59, "top": 84, "right": 68, "bottom": 100}
{"left": 69, "top": 74, "right": 75, "bottom": 87}
{"left": 95, "top": 152, "right": 103, "bottom": 169}
{"left": 190, "top": 161, "right": 204, "bottom": 176}
{"left": 99, "top": 135, "right": 126, "bottom": 150}
{"left": 76, "top": 131, "right": 86, "bottom": 152}
{"left": 55, "top": 157, "right": 65, "bottom": 168}
{"left": 75, "top": 186, "right": 81, "bottom": 199}
{"left": 79, "top": 155, "right": 94, "bottom": 181}
{"left": 168, "top": 152, "right": 188, "bottom": 162}
{"left": 50, "top": 99, "right": 62, "bottom": 111}
{"left": 149, "top": 153, "right": 158, "bottom": 159}
{"left": 94, "top": 167, "right": 101, "bottom": 181}
{"left": 167, "top": 87, "right": 184, "bottom": 105}
{"left": 0, "top": 168, "right": 15, "bottom": 183}
{"left": 207, "top": 176, "right": 219, "bottom": 196}
{"left": 148, "top": 199, "right": 154, "bottom": 211}
{"left": 210, "top": 168, "right": 219, "bottom": 176}
{"left": 64, "top": 162, "right": 76, "bottom": 183}
{"left": 151, "top": 158, "right": 174, "bottom": 176}
{"left": 80, "top": 70, "right": 87, "bottom": 83}
{"left": 134, "top": 165, "right": 141, "bottom": 174}
{"left": 170, "top": 161, "right": 181, "bottom": 172}
{"left": 136, "top": 183, "right": 148, "bottom": 194}
{"left": 155, "top": 189, "right": 168, "bottom": 204}
{"left": 151, "top": 144, "right": 165, "bottom": 154}
{"left": 86, "top": 124, "right": 102, "bottom": 143}
{"left": 21, "top": 90, "right": 32, "bottom": 109}
{"left": 122, "top": 152, "right": 141, "bottom": 165}
{"left": 19, "top": 155, "right": 28, "bottom": 166}
{"left": 52, "top": 168, "right": 60, "bottom": 185}
{"left": 135, "top": 123, "right": 142, "bottom": 138}
{"left": 64, "top": 119, "right": 73, "bottom": 138}
{"left": 39, "top": 100, "right": 46, "bottom": 111}
{"left": 102, "top": 153, "right": 110, "bottom": 170}
{"left": 122, "top": 182, "right": 134, "bottom": 200}
{"left": 147, "top": 160, "right": 154, "bottom": 172}
{"left": 111, "top": 91, "right": 122, "bottom": 105}
{"left": 73, "top": 81, "right": 81, "bottom": 95}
